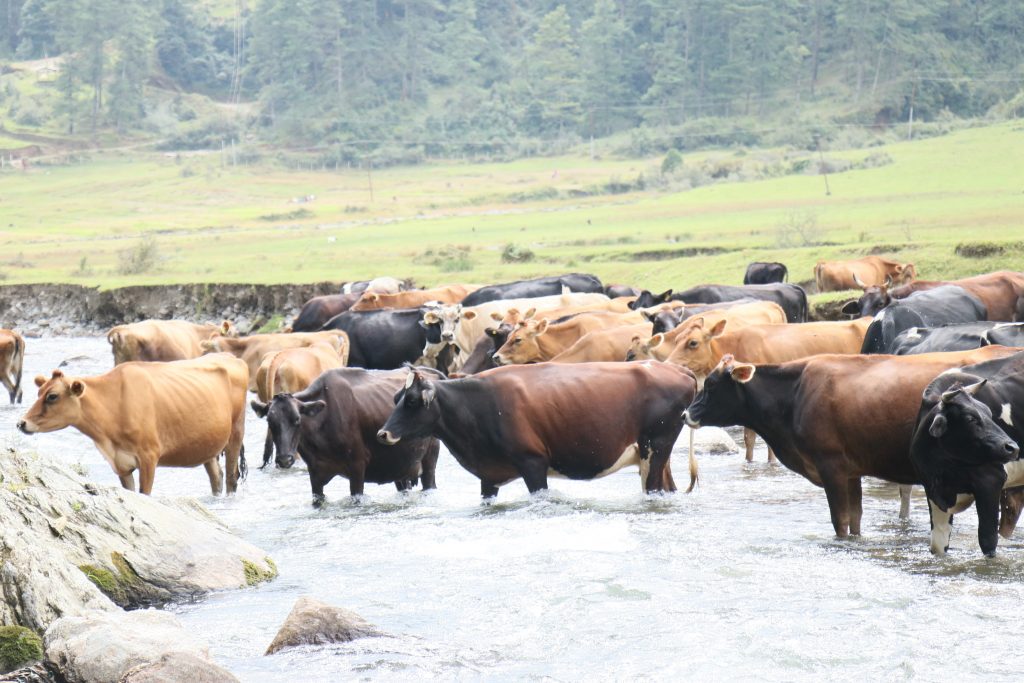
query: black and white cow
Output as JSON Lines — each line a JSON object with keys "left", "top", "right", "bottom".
{"left": 891, "top": 322, "right": 1024, "bottom": 355}
{"left": 859, "top": 285, "right": 987, "bottom": 354}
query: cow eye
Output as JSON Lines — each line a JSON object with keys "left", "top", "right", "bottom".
{"left": 45, "top": 393, "right": 58, "bottom": 403}
{"left": 687, "top": 340, "right": 699, "bottom": 349}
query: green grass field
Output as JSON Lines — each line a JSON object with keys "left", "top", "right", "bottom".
{"left": 1, "top": 121, "right": 1022, "bottom": 294}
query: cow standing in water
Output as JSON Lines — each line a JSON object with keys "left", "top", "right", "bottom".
{"left": 377, "top": 362, "right": 697, "bottom": 499}
{"left": 0, "top": 329, "right": 25, "bottom": 403}
{"left": 18, "top": 355, "right": 249, "bottom": 496}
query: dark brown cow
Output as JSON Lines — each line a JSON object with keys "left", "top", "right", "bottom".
{"left": 814, "top": 256, "right": 916, "bottom": 292}
{"left": 18, "top": 355, "right": 249, "bottom": 495}
{"left": 683, "top": 346, "right": 1019, "bottom": 538}
{"left": 290, "top": 293, "right": 361, "bottom": 332}
{"left": 377, "top": 362, "right": 698, "bottom": 499}
{"left": 0, "top": 329, "right": 25, "bottom": 403}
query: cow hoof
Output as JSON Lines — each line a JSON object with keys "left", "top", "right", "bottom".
{"left": 312, "top": 495, "right": 326, "bottom": 509}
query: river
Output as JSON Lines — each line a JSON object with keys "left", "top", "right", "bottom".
{"left": 2, "top": 337, "right": 1021, "bottom": 682}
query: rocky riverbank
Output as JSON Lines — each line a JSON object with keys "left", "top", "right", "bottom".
{"left": 0, "top": 448, "right": 276, "bottom": 680}
{"left": 0, "top": 283, "right": 341, "bottom": 337}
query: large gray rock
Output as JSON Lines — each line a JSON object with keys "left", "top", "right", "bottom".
{"left": 44, "top": 610, "right": 229, "bottom": 683}
{"left": 120, "top": 652, "right": 239, "bottom": 683}
{"left": 0, "top": 448, "right": 276, "bottom": 621}
{"left": 265, "top": 597, "right": 383, "bottom": 655}
{"left": 681, "top": 426, "right": 740, "bottom": 456}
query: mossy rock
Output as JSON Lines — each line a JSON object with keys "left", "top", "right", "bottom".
{"left": 78, "top": 552, "right": 146, "bottom": 606}
{"left": 242, "top": 557, "right": 278, "bottom": 587}
{"left": 0, "top": 625, "right": 44, "bottom": 673}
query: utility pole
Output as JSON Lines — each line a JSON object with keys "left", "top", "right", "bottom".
{"left": 907, "top": 79, "right": 918, "bottom": 141}
{"left": 815, "top": 135, "right": 831, "bottom": 196}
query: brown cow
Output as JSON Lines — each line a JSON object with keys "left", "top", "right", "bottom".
{"left": 291, "top": 293, "right": 361, "bottom": 332}
{"left": 683, "top": 346, "right": 1020, "bottom": 539}
{"left": 17, "top": 355, "right": 249, "bottom": 495}
{"left": 254, "top": 342, "right": 347, "bottom": 467}
{"left": 814, "top": 256, "right": 916, "bottom": 292}
{"left": 848, "top": 271, "right": 1024, "bottom": 321}
{"left": 201, "top": 331, "right": 348, "bottom": 391}
{"left": 551, "top": 324, "right": 650, "bottom": 363}
{"left": 493, "top": 311, "right": 642, "bottom": 365}
{"left": 0, "top": 329, "right": 25, "bottom": 403}
{"left": 661, "top": 317, "right": 872, "bottom": 463}
{"left": 350, "top": 284, "right": 480, "bottom": 311}
{"left": 107, "top": 320, "right": 238, "bottom": 365}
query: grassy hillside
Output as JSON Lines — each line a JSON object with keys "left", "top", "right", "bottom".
{"left": 0, "top": 121, "right": 1022, "bottom": 291}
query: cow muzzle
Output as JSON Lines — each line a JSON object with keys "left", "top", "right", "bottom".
{"left": 683, "top": 410, "right": 699, "bottom": 429}
{"left": 16, "top": 419, "right": 35, "bottom": 435}
{"left": 1002, "top": 440, "right": 1020, "bottom": 463}
{"left": 377, "top": 429, "right": 400, "bottom": 445}
{"left": 441, "top": 332, "right": 454, "bottom": 342}
{"left": 276, "top": 453, "right": 297, "bottom": 469}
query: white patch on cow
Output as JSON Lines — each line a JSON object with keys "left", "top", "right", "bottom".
{"left": 898, "top": 485, "right": 912, "bottom": 520}
{"left": 950, "top": 493, "right": 975, "bottom": 515}
{"left": 928, "top": 498, "right": 954, "bottom": 556}
{"left": 872, "top": 309, "right": 887, "bottom": 322}
{"left": 1000, "top": 403, "right": 1014, "bottom": 427}
{"left": 638, "top": 450, "right": 651, "bottom": 493}
{"left": 937, "top": 367, "right": 960, "bottom": 377}
{"left": 1004, "top": 460, "right": 1024, "bottom": 488}
{"left": 596, "top": 444, "right": 641, "bottom": 479}
{"left": 905, "top": 327, "right": 921, "bottom": 340}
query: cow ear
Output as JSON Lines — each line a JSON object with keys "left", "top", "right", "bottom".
{"left": 709, "top": 319, "right": 728, "bottom": 337}
{"left": 929, "top": 413, "right": 948, "bottom": 438}
{"left": 647, "top": 333, "right": 664, "bottom": 350}
{"left": 34, "top": 375, "right": 47, "bottom": 388}
{"left": 884, "top": 275, "right": 893, "bottom": 289}
{"left": 200, "top": 340, "right": 216, "bottom": 352}
{"left": 70, "top": 380, "right": 86, "bottom": 397}
{"left": 250, "top": 400, "right": 269, "bottom": 418}
{"left": 485, "top": 328, "right": 499, "bottom": 338}
{"left": 221, "top": 320, "right": 233, "bottom": 335}
{"left": 418, "top": 320, "right": 429, "bottom": 329}
{"left": 523, "top": 307, "right": 537, "bottom": 320}
{"left": 423, "top": 311, "right": 440, "bottom": 324}
{"left": 840, "top": 301, "right": 861, "bottom": 316}
{"left": 462, "top": 310, "right": 477, "bottom": 321}
{"left": 300, "top": 400, "right": 326, "bottom": 417}
{"left": 659, "top": 289, "right": 673, "bottom": 302}
{"left": 729, "top": 363, "right": 756, "bottom": 383}
{"left": 690, "top": 316, "right": 705, "bottom": 330}
{"left": 533, "top": 319, "right": 549, "bottom": 336}
{"left": 490, "top": 311, "right": 504, "bottom": 321}
{"left": 642, "top": 311, "right": 656, "bottom": 322}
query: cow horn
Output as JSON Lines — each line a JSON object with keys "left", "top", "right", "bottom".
{"left": 884, "top": 275, "right": 893, "bottom": 288}
{"left": 963, "top": 379, "right": 987, "bottom": 396}
{"left": 404, "top": 372, "right": 416, "bottom": 389}
{"left": 852, "top": 273, "right": 867, "bottom": 290}
{"left": 940, "top": 387, "right": 963, "bottom": 403}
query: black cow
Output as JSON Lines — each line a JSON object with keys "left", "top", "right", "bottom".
{"left": 629, "top": 284, "right": 807, "bottom": 323}
{"left": 860, "top": 286, "right": 987, "bottom": 354}
{"left": 456, "top": 324, "right": 513, "bottom": 375}
{"left": 377, "top": 362, "right": 697, "bottom": 499}
{"left": 251, "top": 367, "right": 442, "bottom": 505}
{"left": 460, "top": 273, "right": 604, "bottom": 307}
{"left": 605, "top": 284, "right": 641, "bottom": 298}
{"left": 743, "top": 262, "right": 788, "bottom": 285}
{"left": 321, "top": 307, "right": 431, "bottom": 369}
{"left": 911, "top": 351, "right": 1024, "bottom": 556}
{"left": 891, "top": 322, "right": 1024, "bottom": 355}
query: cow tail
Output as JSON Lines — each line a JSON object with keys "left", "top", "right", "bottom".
{"left": 799, "top": 286, "right": 809, "bottom": 323}
{"left": 813, "top": 263, "right": 822, "bottom": 293}
{"left": 686, "top": 426, "right": 698, "bottom": 493}
{"left": 782, "top": 265, "right": 789, "bottom": 283}
{"left": 238, "top": 444, "right": 248, "bottom": 481}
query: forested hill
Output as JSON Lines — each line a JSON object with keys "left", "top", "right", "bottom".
{"left": 1, "top": 1, "right": 1023, "bottom": 162}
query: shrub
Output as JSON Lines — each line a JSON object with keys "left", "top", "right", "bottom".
{"left": 118, "top": 235, "right": 160, "bottom": 275}
{"left": 416, "top": 245, "right": 474, "bottom": 272}
{"left": 661, "top": 149, "right": 684, "bottom": 175}
{"left": 501, "top": 243, "right": 535, "bottom": 263}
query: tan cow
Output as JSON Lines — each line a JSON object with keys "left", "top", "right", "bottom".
{"left": 202, "top": 331, "right": 349, "bottom": 391}
{"left": 551, "top": 323, "right": 650, "bottom": 363}
{"left": 350, "top": 284, "right": 481, "bottom": 311}
{"left": 107, "top": 320, "right": 238, "bottom": 365}
{"left": 626, "top": 301, "right": 789, "bottom": 362}
{"left": 17, "top": 355, "right": 248, "bottom": 495}
{"left": 493, "top": 312, "right": 641, "bottom": 365}
{"left": 814, "top": 256, "right": 916, "bottom": 292}
{"left": 254, "top": 341, "right": 347, "bottom": 467}
{"left": 0, "top": 329, "right": 25, "bottom": 404}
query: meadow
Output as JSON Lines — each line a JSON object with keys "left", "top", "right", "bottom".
{"left": 1, "top": 120, "right": 1022, "bottom": 296}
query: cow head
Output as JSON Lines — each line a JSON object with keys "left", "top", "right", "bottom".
{"left": 921, "top": 381, "right": 1018, "bottom": 468}
{"left": 493, "top": 319, "right": 547, "bottom": 365}
{"left": 420, "top": 304, "right": 463, "bottom": 347}
{"left": 250, "top": 394, "right": 325, "bottom": 469}
{"left": 683, "top": 355, "right": 756, "bottom": 429}
{"left": 643, "top": 306, "right": 686, "bottom": 335}
{"left": 625, "top": 334, "right": 663, "bottom": 362}
{"left": 18, "top": 370, "right": 86, "bottom": 434}
{"left": 895, "top": 263, "right": 917, "bottom": 285}
{"left": 377, "top": 371, "right": 441, "bottom": 445}
{"left": 841, "top": 274, "right": 894, "bottom": 318}
{"left": 628, "top": 289, "right": 673, "bottom": 311}
{"left": 664, "top": 317, "right": 727, "bottom": 381}
{"left": 219, "top": 320, "right": 240, "bottom": 338}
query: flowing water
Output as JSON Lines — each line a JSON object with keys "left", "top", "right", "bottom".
{"left": 3, "top": 337, "right": 1023, "bottom": 682}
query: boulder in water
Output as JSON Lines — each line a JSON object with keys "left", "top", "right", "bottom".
{"left": 265, "top": 597, "right": 383, "bottom": 655}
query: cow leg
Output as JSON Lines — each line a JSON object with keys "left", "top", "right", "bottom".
{"left": 999, "top": 487, "right": 1024, "bottom": 539}
{"left": 480, "top": 480, "right": 499, "bottom": 500}
{"left": 309, "top": 469, "right": 330, "bottom": 508}
{"left": 820, "top": 467, "right": 851, "bottom": 537}
{"left": 119, "top": 472, "right": 136, "bottom": 492}
{"left": 137, "top": 461, "right": 156, "bottom": 496}
{"left": 743, "top": 429, "right": 756, "bottom": 462}
{"left": 927, "top": 498, "right": 954, "bottom": 556}
{"left": 348, "top": 469, "right": 366, "bottom": 497}
{"left": 224, "top": 420, "right": 245, "bottom": 495}
{"left": 260, "top": 428, "right": 274, "bottom": 469}
{"left": 766, "top": 446, "right": 777, "bottom": 464}
{"left": 898, "top": 485, "right": 912, "bottom": 520}
{"left": 662, "top": 461, "right": 677, "bottom": 493}
{"left": 519, "top": 456, "right": 549, "bottom": 494}
{"left": 204, "top": 458, "right": 224, "bottom": 495}
{"left": 976, "top": 486, "right": 1002, "bottom": 557}
{"left": 847, "top": 477, "right": 863, "bottom": 536}
{"left": 419, "top": 443, "right": 440, "bottom": 490}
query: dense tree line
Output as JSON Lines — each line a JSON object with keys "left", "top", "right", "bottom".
{"left": 1, "top": 0, "right": 1022, "bottom": 153}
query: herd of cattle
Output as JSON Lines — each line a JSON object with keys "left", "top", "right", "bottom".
{"left": 6, "top": 256, "right": 1024, "bottom": 558}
